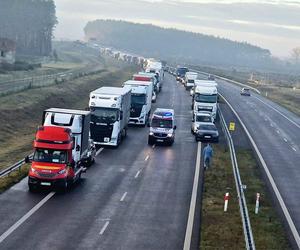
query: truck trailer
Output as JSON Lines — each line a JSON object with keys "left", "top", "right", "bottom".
{"left": 123, "top": 80, "right": 153, "bottom": 126}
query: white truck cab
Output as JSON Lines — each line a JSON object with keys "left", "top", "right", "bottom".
{"left": 193, "top": 85, "right": 218, "bottom": 120}
{"left": 185, "top": 72, "right": 198, "bottom": 90}
{"left": 89, "top": 87, "right": 131, "bottom": 147}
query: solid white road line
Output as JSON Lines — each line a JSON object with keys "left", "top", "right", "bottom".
{"left": 253, "top": 96, "right": 300, "bottom": 129}
{"left": 220, "top": 93, "right": 300, "bottom": 248}
{"left": 96, "top": 147, "right": 104, "bottom": 156}
{"left": 284, "top": 138, "right": 288, "bottom": 142}
{"left": 292, "top": 147, "right": 297, "bottom": 152}
{"left": 120, "top": 192, "right": 128, "bottom": 202}
{"left": 99, "top": 221, "right": 110, "bottom": 235}
{"left": 0, "top": 192, "right": 56, "bottom": 243}
{"left": 134, "top": 170, "right": 141, "bottom": 179}
{"left": 276, "top": 130, "right": 280, "bottom": 134}
{"left": 183, "top": 142, "right": 201, "bottom": 250}
{"left": 145, "top": 155, "right": 149, "bottom": 161}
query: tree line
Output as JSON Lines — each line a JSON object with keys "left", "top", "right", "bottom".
{"left": 0, "top": 0, "right": 57, "bottom": 56}
{"left": 84, "top": 20, "right": 275, "bottom": 70}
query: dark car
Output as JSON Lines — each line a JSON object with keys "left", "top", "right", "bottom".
{"left": 195, "top": 124, "right": 219, "bottom": 142}
{"left": 176, "top": 67, "right": 189, "bottom": 82}
{"left": 240, "top": 87, "right": 251, "bottom": 96}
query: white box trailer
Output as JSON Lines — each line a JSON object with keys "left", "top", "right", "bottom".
{"left": 43, "top": 108, "right": 95, "bottom": 165}
{"left": 123, "top": 80, "right": 153, "bottom": 126}
{"left": 89, "top": 87, "right": 131, "bottom": 147}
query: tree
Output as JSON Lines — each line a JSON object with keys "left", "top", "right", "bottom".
{"left": 291, "top": 47, "right": 300, "bottom": 64}
{"left": 0, "top": 0, "right": 58, "bottom": 56}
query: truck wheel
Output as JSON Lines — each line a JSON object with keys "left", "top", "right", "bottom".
{"left": 28, "top": 184, "right": 37, "bottom": 193}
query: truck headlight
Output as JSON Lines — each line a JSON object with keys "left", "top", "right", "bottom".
{"left": 167, "top": 133, "right": 173, "bottom": 137}
{"left": 149, "top": 132, "right": 154, "bottom": 136}
{"left": 31, "top": 167, "right": 37, "bottom": 173}
{"left": 58, "top": 169, "right": 67, "bottom": 175}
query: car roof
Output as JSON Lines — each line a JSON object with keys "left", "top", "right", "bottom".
{"left": 153, "top": 108, "right": 174, "bottom": 119}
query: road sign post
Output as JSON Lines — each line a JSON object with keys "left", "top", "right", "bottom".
{"left": 229, "top": 122, "right": 235, "bottom": 131}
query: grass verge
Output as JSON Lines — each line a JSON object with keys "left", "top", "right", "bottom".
{"left": 200, "top": 143, "right": 244, "bottom": 249}
{"left": 0, "top": 165, "right": 30, "bottom": 193}
{"left": 236, "top": 149, "right": 290, "bottom": 249}
{"left": 0, "top": 60, "right": 137, "bottom": 193}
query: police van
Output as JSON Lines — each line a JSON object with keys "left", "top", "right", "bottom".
{"left": 148, "top": 108, "right": 176, "bottom": 146}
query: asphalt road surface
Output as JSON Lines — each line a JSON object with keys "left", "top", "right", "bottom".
{"left": 0, "top": 74, "right": 201, "bottom": 249}
{"left": 216, "top": 78, "right": 300, "bottom": 246}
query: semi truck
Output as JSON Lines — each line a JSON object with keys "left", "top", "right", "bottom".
{"left": 193, "top": 85, "right": 218, "bottom": 120}
{"left": 123, "top": 80, "right": 153, "bottom": 126}
{"left": 89, "top": 87, "right": 131, "bottom": 147}
{"left": 27, "top": 108, "right": 96, "bottom": 192}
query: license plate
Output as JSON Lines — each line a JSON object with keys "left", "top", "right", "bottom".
{"left": 157, "top": 139, "right": 164, "bottom": 142}
{"left": 41, "top": 182, "right": 51, "bottom": 186}
{"left": 204, "top": 136, "right": 211, "bottom": 138}
{"left": 104, "top": 137, "right": 110, "bottom": 142}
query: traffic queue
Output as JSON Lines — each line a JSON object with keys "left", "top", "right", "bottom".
{"left": 174, "top": 66, "right": 219, "bottom": 143}
{"left": 25, "top": 58, "right": 169, "bottom": 192}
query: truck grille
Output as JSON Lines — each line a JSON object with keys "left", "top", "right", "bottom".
{"left": 38, "top": 172, "right": 56, "bottom": 178}
{"left": 90, "top": 123, "right": 113, "bottom": 142}
{"left": 130, "top": 106, "right": 142, "bottom": 118}
{"left": 154, "top": 133, "right": 168, "bottom": 138}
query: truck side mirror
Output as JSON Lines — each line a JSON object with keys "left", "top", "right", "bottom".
{"left": 173, "top": 125, "right": 177, "bottom": 130}
{"left": 68, "top": 161, "right": 75, "bottom": 168}
{"left": 147, "top": 122, "right": 150, "bottom": 127}
{"left": 76, "top": 145, "right": 81, "bottom": 151}
{"left": 120, "top": 111, "right": 123, "bottom": 120}
{"left": 25, "top": 156, "right": 31, "bottom": 164}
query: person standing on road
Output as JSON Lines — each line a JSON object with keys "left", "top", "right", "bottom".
{"left": 203, "top": 143, "right": 213, "bottom": 170}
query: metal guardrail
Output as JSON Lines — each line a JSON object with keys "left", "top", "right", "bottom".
{"left": 218, "top": 104, "right": 256, "bottom": 250}
{"left": 0, "top": 64, "right": 102, "bottom": 96}
{"left": 0, "top": 154, "right": 33, "bottom": 178}
{"left": 166, "top": 65, "right": 260, "bottom": 94}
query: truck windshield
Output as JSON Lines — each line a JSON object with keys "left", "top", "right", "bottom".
{"left": 90, "top": 107, "right": 119, "bottom": 124}
{"left": 194, "top": 93, "right": 217, "bottom": 103}
{"left": 176, "top": 68, "right": 188, "bottom": 75}
{"left": 131, "top": 94, "right": 146, "bottom": 106}
{"left": 33, "top": 149, "right": 67, "bottom": 164}
{"left": 151, "top": 118, "right": 173, "bottom": 128}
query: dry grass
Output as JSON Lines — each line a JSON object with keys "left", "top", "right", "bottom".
{"left": 200, "top": 143, "right": 244, "bottom": 249}
{"left": 0, "top": 62, "right": 137, "bottom": 171}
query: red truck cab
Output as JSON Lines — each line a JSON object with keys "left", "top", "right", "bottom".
{"left": 28, "top": 126, "right": 79, "bottom": 192}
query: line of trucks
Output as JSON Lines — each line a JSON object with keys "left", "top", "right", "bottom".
{"left": 25, "top": 59, "right": 165, "bottom": 192}
{"left": 174, "top": 66, "right": 219, "bottom": 142}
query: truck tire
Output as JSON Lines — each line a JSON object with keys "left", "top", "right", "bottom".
{"left": 28, "top": 184, "right": 37, "bottom": 193}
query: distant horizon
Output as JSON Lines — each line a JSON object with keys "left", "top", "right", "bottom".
{"left": 54, "top": 0, "right": 300, "bottom": 59}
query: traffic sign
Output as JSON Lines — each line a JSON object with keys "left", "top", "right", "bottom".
{"left": 229, "top": 122, "right": 235, "bottom": 131}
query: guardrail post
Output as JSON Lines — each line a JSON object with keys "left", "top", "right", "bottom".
{"left": 255, "top": 193, "right": 260, "bottom": 214}
{"left": 224, "top": 192, "right": 230, "bottom": 212}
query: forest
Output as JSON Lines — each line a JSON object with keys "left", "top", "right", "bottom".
{"left": 84, "top": 20, "right": 275, "bottom": 69}
{"left": 0, "top": 0, "right": 57, "bottom": 56}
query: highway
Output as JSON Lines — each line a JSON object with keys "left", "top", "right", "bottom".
{"left": 0, "top": 74, "right": 201, "bottom": 249}
{"left": 216, "top": 78, "right": 300, "bottom": 245}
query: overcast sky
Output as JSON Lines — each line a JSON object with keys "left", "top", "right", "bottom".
{"left": 54, "top": 0, "right": 300, "bottom": 58}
